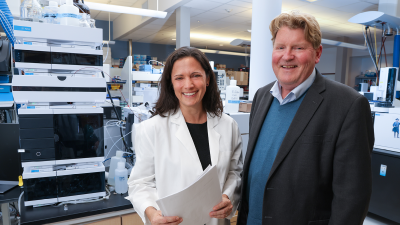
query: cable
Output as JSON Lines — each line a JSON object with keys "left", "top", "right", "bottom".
{"left": 363, "top": 26, "right": 379, "bottom": 74}
{"left": 103, "top": 130, "right": 133, "bottom": 161}
{"left": 103, "top": 42, "right": 110, "bottom": 63}
{"left": 101, "top": 71, "right": 129, "bottom": 152}
{"left": 18, "top": 191, "right": 23, "bottom": 217}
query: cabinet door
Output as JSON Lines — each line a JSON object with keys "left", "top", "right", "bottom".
{"left": 122, "top": 213, "right": 144, "bottom": 225}
{"left": 230, "top": 211, "right": 238, "bottom": 225}
{"left": 87, "top": 217, "right": 121, "bottom": 225}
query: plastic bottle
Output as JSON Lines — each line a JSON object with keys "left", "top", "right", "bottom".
{"left": 115, "top": 162, "right": 128, "bottom": 194}
{"left": 20, "top": 0, "right": 43, "bottom": 22}
{"left": 108, "top": 151, "right": 124, "bottom": 186}
{"left": 225, "top": 80, "right": 240, "bottom": 114}
{"left": 59, "top": 0, "right": 79, "bottom": 26}
{"left": 43, "top": 1, "right": 59, "bottom": 24}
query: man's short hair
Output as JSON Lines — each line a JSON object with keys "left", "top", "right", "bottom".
{"left": 270, "top": 11, "right": 322, "bottom": 50}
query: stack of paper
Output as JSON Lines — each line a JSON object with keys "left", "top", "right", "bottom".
{"left": 156, "top": 165, "right": 222, "bottom": 225}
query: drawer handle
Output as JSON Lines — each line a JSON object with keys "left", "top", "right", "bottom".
{"left": 36, "top": 152, "right": 41, "bottom": 157}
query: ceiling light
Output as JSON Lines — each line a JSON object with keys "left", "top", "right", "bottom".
{"left": 219, "top": 44, "right": 224, "bottom": 46}
{"left": 190, "top": 33, "right": 235, "bottom": 42}
{"left": 247, "top": 30, "right": 251, "bottom": 33}
{"left": 198, "top": 49, "right": 250, "bottom": 57}
{"left": 197, "top": 20, "right": 200, "bottom": 23}
{"left": 301, "top": 0, "right": 318, "bottom": 2}
{"left": 85, "top": 2, "right": 167, "bottom": 18}
{"left": 172, "top": 38, "right": 176, "bottom": 40}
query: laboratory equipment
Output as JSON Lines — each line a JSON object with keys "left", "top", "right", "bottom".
{"left": 114, "top": 162, "right": 128, "bottom": 194}
{"left": 43, "top": 1, "right": 59, "bottom": 24}
{"left": 0, "top": 124, "right": 20, "bottom": 193}
{"left": 225, "top": 80, "right": 240, "bottom": 114}
{"left": 214, "top": 70, "right": 228, "bottom": 92}
{"left": 20, "top": 0, "right": 42, "bottom": 22}
{"left": 12, "top": 19, "right": 107, "bottom": 207}
{"left": 59, "top": 0, "right": 79, "bottom": 27}
{"left": 108, "top": 151, "right": 124, "bottom": 186}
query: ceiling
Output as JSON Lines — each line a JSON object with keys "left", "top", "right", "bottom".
{"left": 89, "top": 0, "right": 380, "bottom": 52}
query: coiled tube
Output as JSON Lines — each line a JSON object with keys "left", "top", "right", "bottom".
{"left": 0, "top": 0, "right": 15, "bottom": 45}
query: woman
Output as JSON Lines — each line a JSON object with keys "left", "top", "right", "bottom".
{"left": 126, "top": 47, "right": 243, "bottom": 225}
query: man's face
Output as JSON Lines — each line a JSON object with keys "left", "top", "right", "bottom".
{"left": 272, "top": 26, "right": 322, "bottom": 90}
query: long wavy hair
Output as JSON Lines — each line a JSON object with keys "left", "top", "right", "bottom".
{"left": 151, "top": 47, "right": 223, "bottom": 117}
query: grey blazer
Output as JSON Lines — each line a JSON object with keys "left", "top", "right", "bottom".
{"left": 237, "top": 70, "right": 374, "bottom": 225}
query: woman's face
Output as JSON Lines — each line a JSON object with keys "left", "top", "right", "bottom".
{"left": 171, "top": 56, "right": 210, "bottom": 111}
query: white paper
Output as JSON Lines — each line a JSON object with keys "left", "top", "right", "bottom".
{"left": 156, "top": 165, "right": 222, "bottom": 225}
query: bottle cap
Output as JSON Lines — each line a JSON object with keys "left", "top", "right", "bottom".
{"left": 49, "top": 1, "right": 58, "bottom": 7}
{"left": 117, "top": 162, "right": 125, "bottom": 170}
{"left": 230, "top": 80, "right": 237, "bottom": 86}
{"left": 116, "top": 151, "right": 123, "bottom": 157}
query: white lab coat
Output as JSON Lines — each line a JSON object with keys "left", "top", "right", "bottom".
{"left": 126, "top": 108, "right": 243, "bottom": 225}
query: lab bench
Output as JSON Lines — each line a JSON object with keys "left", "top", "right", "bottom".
{"left": 369, "top": 148, "right": 400, "bottom": 223}
{"left": 20, "top": 192, "right": 142, "bottom": 225}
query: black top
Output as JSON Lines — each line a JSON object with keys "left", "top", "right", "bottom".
{"left": 186, "top": 122, "right": 211, "bottom": 170}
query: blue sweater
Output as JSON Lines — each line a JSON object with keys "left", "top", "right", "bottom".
{"left": 245, "top": 92, "right": 307, "bottom": 224}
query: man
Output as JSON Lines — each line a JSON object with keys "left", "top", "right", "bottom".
{"left": 237, "top": 11, "right": 374, "bottom": 225}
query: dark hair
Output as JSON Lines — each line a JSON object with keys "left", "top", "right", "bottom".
{"left": 151, "top": 47, "right": 223, "bottom": 118}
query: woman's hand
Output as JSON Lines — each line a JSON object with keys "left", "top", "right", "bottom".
{"left": 145, "top": 207, "right": 183, "bottom": 225}
{"left": 209, "top": 194, "right": 233, "bottom": 219}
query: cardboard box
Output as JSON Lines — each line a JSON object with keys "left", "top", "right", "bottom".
{"left": 234, "top": 71, "right": 249, "bottom": 85}
{"left": 239, "top": 102, "right": 252, "bottom": 113}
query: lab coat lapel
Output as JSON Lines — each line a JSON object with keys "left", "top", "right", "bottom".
{"left": 207, "top": 114, "right": 220, "bottom": 167}
{"left": 172, "top": 109, "right": 203, "bottom": 172}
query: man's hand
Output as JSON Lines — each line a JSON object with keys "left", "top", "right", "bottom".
{"left": 145, "top": 207, "right": 183, "bottom": 225}
{"left": 209, "top": 194, "right": 233, "bottom": 219}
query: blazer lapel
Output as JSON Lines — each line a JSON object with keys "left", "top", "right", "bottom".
{"left": 172, "top": 109, "right": 203, "bottom": 171}
{"left": 207, "top": 114, "right": 220, "bottom": 167}
{"left": 267, "top": 72, "right": 326, "bottom": 181}
{"left": 243, "top": 90, "right": 274, "bottom": 169}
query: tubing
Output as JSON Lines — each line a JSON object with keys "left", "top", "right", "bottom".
{"left": 394, "top": 34, "right": 400, "bottom": 67}
{"left": 0, "top": 0, "right": 16, "bottom": 45}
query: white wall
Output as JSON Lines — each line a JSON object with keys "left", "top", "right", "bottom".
{"left": 6, "top": 0, "right": 20, "bottom": 17}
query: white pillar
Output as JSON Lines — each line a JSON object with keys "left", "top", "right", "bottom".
{"left": 176, "top": 6, "right": 190, "bottom": 49}
{"left": 335, "top": 36, "right": 349, "bottom": 84}
{"left": 248, "top": 0, "right": 282, "bottom": 101}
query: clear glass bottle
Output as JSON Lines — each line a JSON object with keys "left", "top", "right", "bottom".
{"left": 20, "top": 0, "right": 43, "bottom": 22}
{"left": 43, "top": 1, "right": 59, "bottom": 24}
{"left": 86, "top": 14, "right": 96, "bottom": 28}
{"left": 79, "top": 13, "right": 90, "bottom": 27}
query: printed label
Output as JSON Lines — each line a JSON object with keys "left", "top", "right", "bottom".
{"left": 18, "top": 149, "right": 25, "bottom": 153}
{"left": 24, "top": 42, "right": 32, "bottom": 45}
{"left": 14, "top": 26, "right": 31, "bottom": 32}
{"left": 57, "top": 13, "right": 81, "bottom": 19}
{"left": 31, "top": 170, "right": 39, "bottom": 173}
{"left": 43, "top": 13, "right": 57, "bottom": 18}
{"left": 27, "top": 106, "right": 35, "bottom": 109}
{"left": 375, "top": 114, "right": 380, "bottom": 116}
{"left": 228, "top": 100, "right": 240, "bottom": 104}
{"left": 380, "top": 164, "right": 387, "bottom": 176}
{"left": 25, "top": 73, "right": 34, "bottom": 75}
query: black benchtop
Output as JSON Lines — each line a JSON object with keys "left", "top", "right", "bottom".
{"left": 21, "top": 192, "right": 132, "bottom": 225}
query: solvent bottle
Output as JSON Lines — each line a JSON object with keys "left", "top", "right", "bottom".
{"left": 225, "top": 80, "right": 240, "bottom": 114}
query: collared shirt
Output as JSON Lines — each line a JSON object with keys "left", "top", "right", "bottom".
{"left": 270, "top": 68, "right": 316, "bottom": 105}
